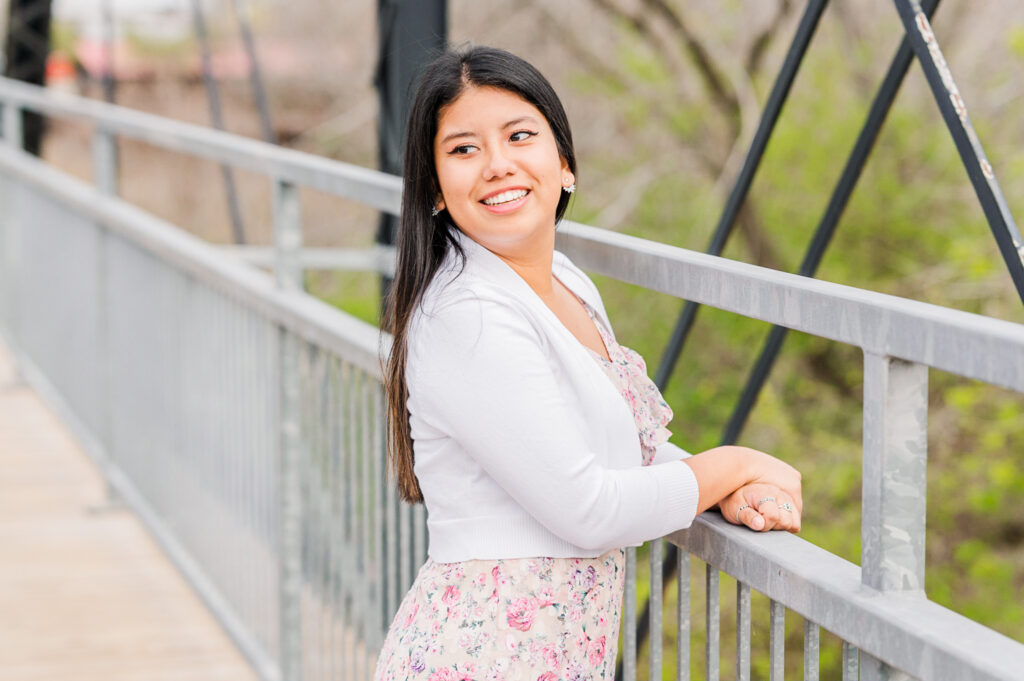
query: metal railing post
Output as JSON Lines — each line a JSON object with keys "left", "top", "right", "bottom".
{"left": 92, "top": 126, "right": 118, "bottom": 500}
{"left": 92, "top": 126, "right": 119, "bottom": 196}
{"left": 861, "top": 352, "right": 929, "bottom": 680}
{"left": 2, "top": 101, "right": 23, "bottom": 148}
{"left": 274, "top": 177, "right": 304, "bottom": 681}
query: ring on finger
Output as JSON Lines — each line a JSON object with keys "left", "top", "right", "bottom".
{"left": 756, "top": 496, "right": 776, "bottom": 509}
{"left": 779, "top": 502, "right": 793, "bottom": 512}
{"left": 735, "top": 504, "right": 751, "bottom": 523}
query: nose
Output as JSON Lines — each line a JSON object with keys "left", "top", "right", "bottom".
{"left": 482, "top": 144, "right": 516, "bottom": 180}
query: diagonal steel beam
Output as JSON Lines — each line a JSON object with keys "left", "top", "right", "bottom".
{"left": 893, "top": 0, "right": 1024, "bottom": 299}
{"left": 654, "top": 0, "right": 829, "bottom": 390}
{"left": 626, "top": 4, "right": 829, "bottom": 678}
{"left": 190, "top": 0, "right": 248, "bottom": 245}
{"left": 719, "top": 0, "right": 941, "bottom": 446}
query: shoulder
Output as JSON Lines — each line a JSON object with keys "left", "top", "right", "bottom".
{"left": 411, "top": 273, "right": 544, "bottom": 364}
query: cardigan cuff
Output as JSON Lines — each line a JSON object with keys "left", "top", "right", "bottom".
{"left": 651, "top": 458, "right": 701, "bottom": 536}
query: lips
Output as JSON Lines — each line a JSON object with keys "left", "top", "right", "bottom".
{"left": 480, "top": 187, "right": 529, "bottom": 203}
{"left": 479, "top": 186, "right": 531, "bottom": 214}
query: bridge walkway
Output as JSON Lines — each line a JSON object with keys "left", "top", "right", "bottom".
{"left": 0, "top": 337, "right": 259, "bottom": 681}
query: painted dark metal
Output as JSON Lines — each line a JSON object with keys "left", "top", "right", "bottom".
{"left": 893, "top": 0, "right": 1024, "bottom": 300}
{"left": 374, "top": 0, "right": 447, "bottom": 302}
{"left": 654, "top": 0, "right": 830, "bottom": 390}
{"left": 190, "top": 0, "right": 248, "bottom": 245}
{"left": 720, "top": 0, "right": 940, "bottom": 446}
{"left": 2, "top": 0, "right": 52, "bottom": 154}
{"left": 626, "top": 3, "right": 830, "bottom": 677}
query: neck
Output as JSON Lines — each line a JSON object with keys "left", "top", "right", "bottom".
{"left": 493, "top": 229, "right": 557, "bottom": 298}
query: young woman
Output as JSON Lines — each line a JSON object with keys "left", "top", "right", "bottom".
{"left": 377, "top": 45, "right": 802, "bottom": 681}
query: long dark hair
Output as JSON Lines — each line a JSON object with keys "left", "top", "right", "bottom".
{"left": 381, "top": 45, "right": 578, "bottom": 503}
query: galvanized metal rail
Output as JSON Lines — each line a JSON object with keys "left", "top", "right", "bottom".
{"left": 2, "top": 71, "right": 1024, "bottom": 681}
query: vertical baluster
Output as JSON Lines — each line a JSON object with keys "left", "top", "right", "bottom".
{"left": 705, "top": 565, "right": 719, "bottom": 681}
{"left": 650, "top": 538, "right": 663, "bottom": 681}
{"left": 385, "top": 437, "right": 398, "bottom": 625}
{"left": 278, "top": 326, "right": 303, "bottom": 681}
{"left": 371, "top": 382, "right": 386, "bottom": 652}
{"left": 769, "top": 600, "right": 785, "bottom": 681}
{"left": 803, "top": 620, "right": 819, "bottom": 681}
{"left": 623, "top": 546, "right": 637, "bottom": 681}
{"left": 339, "top": 361, "right": 352, "bottom": 681}
{"left": 676, "top": 548, "right": 690, "bottom": 681}
{"left": 345, "top": 362, "right": 358, "bottom": 681}
{"left": 307, "top": 344, "right": 318, "bottom": 681}
{"left": 315, "top": 348, "right": 330, "bottom": 681}
{"left": 842, "top": 642, "right": 859, "bottom": 681}
{"left": 326, "top": 358, "right": 340, "bottom": 681}
{"left": 273, "top": 174, "right": 303, "bottom": 681}
{"left": 360, "top": 373, "right": 373, "bottom": 680}
{"left": 736, "top": 582, "right": 751, "bottom": 681}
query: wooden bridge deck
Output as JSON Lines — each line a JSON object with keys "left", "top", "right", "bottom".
{"left": 0, "top": 339, "right": 259, "bottom": 681}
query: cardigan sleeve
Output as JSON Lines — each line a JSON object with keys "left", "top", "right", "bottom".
{"left": 652, "top": 440, "right": 693, "bottom": 465}
{"left": 409, "top": 294, "right": 700, "bottom": 551}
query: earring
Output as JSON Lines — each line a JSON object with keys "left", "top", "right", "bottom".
{"left": 562, "top": 183, "right": 576, "bottom": 194}
{"left": 431, "top": 206, "right": 440, "bottom": 217}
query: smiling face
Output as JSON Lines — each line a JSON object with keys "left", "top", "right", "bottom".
{"left": 433, "top": 86, "right": 574, "bottom": 259}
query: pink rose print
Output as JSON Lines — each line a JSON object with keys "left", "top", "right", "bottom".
{"left": 587, "top": 635, "right": 607, "bottom": 665}
{"left": 537, "top": 673, "right": 558, "bottom": 681}
{"left": 428, "top": 668, "right": 456, "bottom": 681}
{"left": 442, "top": 585, "right": 461, "bottom": 606}
{"left": 403, "top": 602, "right": 419, "bottom": 627}
{"left": 541, "top": 644, "right": 561, "bottom": 669}
{"left": 506, "top": 597, "right": 539, "bottom": 632}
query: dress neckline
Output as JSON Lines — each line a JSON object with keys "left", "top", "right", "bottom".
{"left": 578, "top": 299, "right": 615, "bottom": 364}
{"left": 553, "top": 274, "right": 614, "bottom": 363}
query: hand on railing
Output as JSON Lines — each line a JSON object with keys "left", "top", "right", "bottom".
{"left": 717, "top": 482, "right": 802, "bottom": 533}
{"left": 683, "top": 445, "right": 802, "bottom": 531}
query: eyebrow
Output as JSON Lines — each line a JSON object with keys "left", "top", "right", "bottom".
{"left": 438, "top": 116, "right": 540, "bottom": 145}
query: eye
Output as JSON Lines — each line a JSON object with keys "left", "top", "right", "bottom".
{"left": 448, "top": 144, "right": 477, "bottom": 156}
{"left": 510, "top": 130, "right": 538, "bottom": 142}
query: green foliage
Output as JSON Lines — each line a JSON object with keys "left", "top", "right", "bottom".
{"left": 1008, "top": 25, "right": 1024, "bottom": 60}
{"left": 50, "top": 21, "right": 78, "bottom": 57}
{"left": 311, "top": 270, "right": 380, "bottom": 327}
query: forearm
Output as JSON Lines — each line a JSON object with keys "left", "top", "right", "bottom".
{"left": 681, "top": 445, "right": 759, "bottom": 515}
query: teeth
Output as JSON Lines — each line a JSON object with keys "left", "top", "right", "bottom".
{"left": 483, "top": 189, "right": 528, "bottom": 206}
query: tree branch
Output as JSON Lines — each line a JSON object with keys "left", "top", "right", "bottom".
{"left": 639, "top": 0, "right": 740, "bottom": 125}
{"left": 746, "top": 0, "right": 794, "bottom": 77}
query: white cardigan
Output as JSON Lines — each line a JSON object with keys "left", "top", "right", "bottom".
{"left": 407, "top": 227, "right": 700, "bottom": 562}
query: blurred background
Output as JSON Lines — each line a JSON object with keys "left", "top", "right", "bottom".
{"left": 2, "top": 0, "right": 1023, "bottom": 678}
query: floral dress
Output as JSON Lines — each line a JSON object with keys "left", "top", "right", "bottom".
{"left": 374, "top": 299, "right": 674, "bottom": 681}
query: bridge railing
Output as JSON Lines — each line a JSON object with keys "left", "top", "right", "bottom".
{"left": 2, "top": 77, "right": 1023, "bottom": 681}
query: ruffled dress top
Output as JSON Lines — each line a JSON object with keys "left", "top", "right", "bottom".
{"left": 374, "top": 300, "right": 676, "bottom": 681}
{"left": 578, "top": 298, "right": 674, "bottom": 467}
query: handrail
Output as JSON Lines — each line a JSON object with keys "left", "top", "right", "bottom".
{"left": 556, "top": 222, "right": 1024, "bottom": 392}
{"left": 2, "top": 75, "right": 1020, "bottom": 389}
{"left": 0, "top": 76, "right": 402, "bottom": 215}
